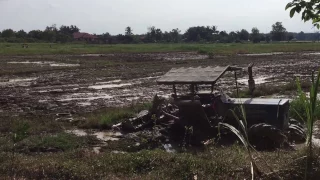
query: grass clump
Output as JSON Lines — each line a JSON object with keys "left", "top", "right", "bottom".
{"left": 79, "top": 103, "right": 152, "bottom": 129}
{"left": 14, "top": 133, "right": 98, "bottom": 153}
{"left": 290, "top": 98, "right": 320, "bottom": 121}
{"left": 1, "top": 145, "right": 319, "bottom": 179}
{"left": 295, "top": 71, "right": 320, "bottom": 179}
{"left": 0, "top": 146, "right": 250, "bottom": 179}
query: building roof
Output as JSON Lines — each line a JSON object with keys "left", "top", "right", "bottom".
{"left": 157, "top": 66, "right": 233, "bottom": 85}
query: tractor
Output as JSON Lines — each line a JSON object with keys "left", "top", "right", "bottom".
{"left": 156, "top": 65, "right": 305, "bottom": 149}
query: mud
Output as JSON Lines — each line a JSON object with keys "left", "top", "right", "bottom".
{"left": 0, "top": 51, "right": 320, "bottom": 118}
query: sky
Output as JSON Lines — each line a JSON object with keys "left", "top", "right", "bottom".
{"left": 0, "top": 0, "right": 317, "bottom": 35}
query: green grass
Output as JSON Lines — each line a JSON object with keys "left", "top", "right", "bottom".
{"left": 1, "top": 42, "right": 320, "bottom": 55}
{"left": 0, "top": 145, "right": 319, "bottom": 179}
{"left": 290, "top": 98, "right": 320, "bottom": 122}
{"left": 1, "top": 133, "right": 99, "bottom": 153}
{"left": 79, "top": 103, "right": 152, "bottom": 129}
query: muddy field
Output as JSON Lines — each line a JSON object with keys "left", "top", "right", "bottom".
{"left": 0, "top": 51, "right": 319, "bottom": 119}
{"left": 1, "top": 51, "right": 320, "bottom": 179}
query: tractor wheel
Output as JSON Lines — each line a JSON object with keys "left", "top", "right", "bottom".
{"left": 289, "top": 118, "right": 305, "bottom": 127}
{"left": 248, "top": 123, "right": 288, "bottom": 150}
{"left": 287, "top": 120, "right": 306, "bottom": 143}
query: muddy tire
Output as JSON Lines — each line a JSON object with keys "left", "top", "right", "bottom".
{"left": 289, "top": 118, "right": 304, "bottom": 127}
{"left": 287, "top": 124, "right": 306, "bottom": 143}
{"left": 248, "top": 123, "right": 288, "bottom": 150}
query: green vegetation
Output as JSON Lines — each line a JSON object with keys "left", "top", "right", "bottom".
{"left": 1, "top": 143, "right": 319, "bottom": 179}
{"left": 290, "top": 98, "right": 320, "bottom": 122}
{"left": 2, "top": 42, "right": 320, "bottom": 55}
{"left": 295, "top": 71, "right": 320, "bottom": 179}
{"left": 286, "top": 0, "right": 320, "bottom": 28}
{"left": 79, "top": 103, "right": 152, "bottom": 129}
{"left": 219, "top": 105, "right": 261, "bottom": 179}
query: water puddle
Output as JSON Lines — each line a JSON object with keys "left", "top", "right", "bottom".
{"left": 237, "top": 76, "right": 272, "bottom": 85}
{"left": 81, "top": 54, "right": 104, "bottom": 57}
{"left": 39, "top": 89, "right": 63, "bottom": 93}
{"left": 93, "top": 147, "right": 102, "bottom": 154}
{"left": 49, "top": 63, "right": 80, "bottom": 67}
{"left": 66, "top": 129, "right": 88, "bottom": 136}
{"left": 163, "top": 144, "right": 176, "bottom": 153}
{"left": 0, "top": 77, "right": 37, "bottom": 86}
{"left": 8, "top": 61, "right": 79, "bottom": 67}
{"left": 303, "top": 52, "right": 320, "bottom": 55}
{"left": 66, "top": 129, "right": 123, "bottom": 142}
{"left": 96, "top": 79, "right": 122, "bottom": 84}
{"left": 8, "top": 61, "right": 46, "bottom": 64}
{"left": 94, "top": 131, "right": 123, "bottom": 141}
{"left": 238, "top": 52, "right": 285, "bottom": 56}
{"left": 58, "top": 93, "right": 113, "bottom": 102}
{"left": 89, "top": 83, "right": 132, "bottom": 90}
{"left": 77, "top": 102, "right": 92, "bottom": 106}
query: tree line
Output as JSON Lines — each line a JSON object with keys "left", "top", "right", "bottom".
{"left": 0, "top": 22, "right": 318, "bottom": 44}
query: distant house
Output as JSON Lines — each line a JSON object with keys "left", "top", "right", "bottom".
{"left": 73, "top": 32, "right": 98, "bottom": 42}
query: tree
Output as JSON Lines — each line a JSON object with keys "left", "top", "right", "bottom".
{"left": 265, "top": 35, "right": 271, "bottom": 43}
{"left": 99, "top": 32, "right": 111, "bottom": 43}
{"left": 145, "top": 26, "right": 163, "bottom": 42}
{"left": 219, "top": 31, "right": 230, "bottom": 43}
{"left": 229, "top": 31, "right": 239, "bottom": 42}
{"left": 287, "top": 32, "right": 295, "bottom": 41}
{"left": 155, "top": 28, "right": 163, "bottom": 41}
{"left": 28, "top": 30, "right": 43, "bottom": 40}
{"left": 297, "top": 31, "right": 306, "bottom": 40}
{"left": 183, "top": 26, "right": 218, "bottom": 42}
{"left": 125, "top": 26, "right": 133, "bottom": 36}
{"left": 59, "top": 25, "right": 80, "bottom": 35}
{"left": 238, "top": 29, "right": 249, "bottom": 41}
{"left": 1, "top": 29, "right": 15, "bottom": 38}
{"left": 286, "top": 1, "right": 320, "bottom": 28}
{"left": 270, "top": 22, "right": 287, "bottom": 41}
{"left": 146, "top": 26, "right": 156, "bottom": 42}
{"left": 250, "top": 27, "right": 260, "bottom": 43}
{"left": 43, "top": 24, "right": 58, "bottom": 42}
{"left": 170, "top": 28, "right": 181, "bottom": 42}
{"left": 16, "top": 30, "right": 27, "bottom": 39}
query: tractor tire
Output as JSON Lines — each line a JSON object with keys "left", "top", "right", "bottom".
{"left": 289, "top": 118, "right": 305, "bottom": 127}
{"left": 287, "top": 123, "right": 306, "bottom": 143}
{"left": 248, "top": 123, "right": 288, "bottom": 150}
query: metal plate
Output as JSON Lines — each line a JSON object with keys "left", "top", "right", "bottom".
{"left": 157, "top": 66, "right": 230, "bottom": 85}
{"left": 228, "top": 98, "right": 290, "bottom": 106}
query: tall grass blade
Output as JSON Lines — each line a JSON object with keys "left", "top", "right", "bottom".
{"left": 220, "top": 104, "right": 261, "bottom": 180}
{"left": 295, "top": 70, "right": 320, "bottom": 180}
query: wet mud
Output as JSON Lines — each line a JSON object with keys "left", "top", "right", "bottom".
{"left": 0, "top": 51, "right": 319, "bottom": 118}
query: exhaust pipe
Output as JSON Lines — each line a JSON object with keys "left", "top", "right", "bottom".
{"left": 248, "top": 63, "right": 255, "bottom": 95}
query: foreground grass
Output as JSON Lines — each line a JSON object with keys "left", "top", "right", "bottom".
{"left": 1, "top": 102, "right": 320, "bottom": 179}
{"left": 1, "top": 42, "right": 320, "bottom": 55}
{"left": 0, "top": 144, "right": 319, "bottom": 179}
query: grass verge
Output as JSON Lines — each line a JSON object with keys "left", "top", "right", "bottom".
{"left": 2, "top": 42, "right": 320, "bottom": 55}
{"left": 0, "top": 145, "right": 319, "bottom": 179}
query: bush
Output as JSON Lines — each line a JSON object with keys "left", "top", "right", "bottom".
{"left": 289, "top": 98, "right": 320, "bottom": 122}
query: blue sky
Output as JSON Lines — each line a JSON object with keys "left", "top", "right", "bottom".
{"left": 0, "top": 0, "right": 316, "bottom": 34}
